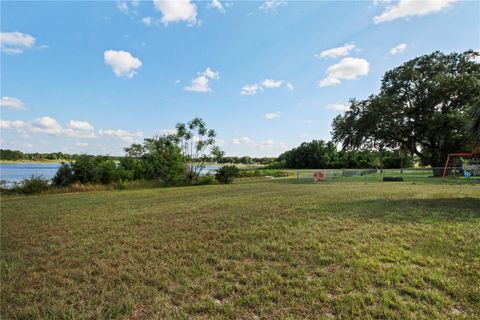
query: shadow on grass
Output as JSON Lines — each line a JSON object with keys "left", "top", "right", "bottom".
{"left": 341, "top": 198, "right": 480, "bottom": 223}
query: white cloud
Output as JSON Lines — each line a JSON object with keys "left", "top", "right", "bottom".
{"left": 242, "top": 79, "right": 293, "bottom": 95}
{"left": 326, "top": 103, "right": 349, "bottom": 112}
{"left": 31, "top": 116, "right": 63, "bottom": 135}
{"left": 99, "top": 128, "right": 143, "bottom": 142}
{"left": 184, "top": 68, "right": 220, "bottom": 92}
{"left": 67, "top": 120, "right": 94, "bottom": 131}
{"left": 117, "top": 0, "right": 140, "bottom": 16}
{"left": 154, "top": 0, "right": 198, "bottom": 26}
{"left": 117, "top": 0, "right": 129, "bottom": 14}
{"left": 0, "top": 120, "right": 28, "bottom": 130}
{"left": 319, "top": 57, "right": 370, "bottom": 87}
{"left": 264, "top": 111, "right": 281, "bottom": 120}
{"left": 231, "top": 136, "right": 287, "bottom": 150}
{"left": 1, "top": 116, "right": 97, "bottom": 138}
{"left": 0, "top": 31, "right": 36, "bottom": 54}
{"left": 160, "top": 128, "right": 177, "bottom": 136}
{"left": 241, "top": 83, "right": 262, "bottom": 96}
{"left": 75, "top": 142, "right": 88, "bottom": 148}
{"left": 259, "top": 0, "right": 287, "bottom": 12}
{"left": 141, "top": 16, "right": 154, "bottom": 26}
{"left": 315, "top": 43, "right": 355, "bottom": 59}
{"left": 232, "top": 136, "right": 254, "bottom": 145}
{"left": 0, "top": 97, "right": 26, "bottom": 110}
{"left": 374, "top": 0, "right": 456, "bottom": 24}
{"left": 208, "top": 0, "right": 225, "bottom": 13}
{"left": 261, "top": 79, "right": 284, "bottom": 88}
{"left": 104, "top": 50, "right": 142, "bottom": 78}
{"left": 390, "top": 43, "right": 407, "bottom": 55}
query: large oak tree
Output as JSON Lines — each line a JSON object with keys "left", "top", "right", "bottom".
{"left": 332, "top": 50, "right": 480, "bottom": 175}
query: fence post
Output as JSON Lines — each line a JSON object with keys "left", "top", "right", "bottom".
{"left": 364, "top": 170, "right": 367, "bottom": 184}
{"left": 296, "top": 171, "right": 299, "bottom": 184}
{"left": 413, "top": 168, "right": 416, "bottom": 185}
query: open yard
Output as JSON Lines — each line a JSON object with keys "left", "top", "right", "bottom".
{"left": 1, "top": 180, "right": 479, "bottom": 319}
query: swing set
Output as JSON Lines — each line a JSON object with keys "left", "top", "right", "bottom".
{"left": 442, "top": 147, "right": 480, "bottom": 178}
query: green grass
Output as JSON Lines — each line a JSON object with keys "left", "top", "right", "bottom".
{"left": 1, "top": 180, "right": 479, "bottom": 319}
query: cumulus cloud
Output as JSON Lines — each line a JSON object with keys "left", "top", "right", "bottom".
{"left": 319, "top": 57, "right": 370, "bottom": 87}
{"left": 184, "top": 68, "right": 220, "bottom": 92}
{"left": 0, "top": 120, "right": 28, "bottom": 130}
{"left": 326, "top": 103, "right": 349, "bottom": 112}
{"left": 259, "top": 0, "right": 287, "bottom": 12}
{"left": 1, "top": 97, "right": 26, "bottom": 110}
{"left": 154, "top": 0, "right": 198, "bottom": 26}
{"left": 264, "top": 111, "right": 281, "bottom": 120}
{"left": 0, "top": 31, "right": 36, "bottom": 54}
{"left": 315, "top": 43, "right": 355, "bottom": 59}
{"left": 242, "top": 79, "right": 293, "bottom": 95}
{"left": 373, "top": 0, "right": 456, "bottom": 24}
{"left": 67, "top": 120, "right": 94, "bottom": 131}
{"left": 1, "top": 116, "right": 97, "bottom": 138}
{"left": 207, "top": 0, "right": 225, "bottom": 13}
{"left": 261, "top": 79, "right": 284, "bottom": 88}
{"left": 99, "top": 128, "right": 143, "bottom": 142}
{"left": 390, "top": 43, "right": 407, "bottom": 55}
{"left": 104, "top": 50, "right": 142, "bottom": 78}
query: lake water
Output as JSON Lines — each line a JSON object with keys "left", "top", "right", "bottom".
{"left": 0, "top": 163, "right": 223, "bottom": 185}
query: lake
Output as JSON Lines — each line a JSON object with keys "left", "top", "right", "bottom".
{"left": 0, "top": 163, "right": 224, "bottom": 185}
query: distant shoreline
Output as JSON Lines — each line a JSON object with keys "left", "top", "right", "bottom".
{"left": 0, "top": 160, "right": 64, "bottom": 164}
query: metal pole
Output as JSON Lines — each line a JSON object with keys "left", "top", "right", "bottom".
{"left": 364, "top": 170, "right": 367, "bottom": 185}
{"left": 297, "top": 171, "right": 299, "bottom": 184}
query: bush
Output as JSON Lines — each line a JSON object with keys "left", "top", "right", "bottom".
{"left": 192, "top": 174, "right": 217, "bottom": 185}
{"left": 18, "top": 175, "right": 50, "bottom": 194}
{"left": 52, "top": 162, "right": 75, "bottom": 187}
{"left": 215, "top": 166, "right": 239, "bottom": 184}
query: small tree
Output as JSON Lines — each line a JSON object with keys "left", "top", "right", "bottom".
{"left": 215, "top": 165, "right": 239, "bottom": 184}
{"left": 175, "top": 117, "right": 216, "bottom": 180}
{"left": 211, "top": 146, "right": 225, "bottom": 163}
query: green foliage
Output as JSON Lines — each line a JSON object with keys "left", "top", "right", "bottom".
{"left": 123, "top": 135, "right": 187, "bottom": 185}
{"left": 192, "top": 174, "right": 217, "bottom": 185}
{"left": 215, "top": 165, "right": 239, "bottom": 184}
{"left": 236, "top": 168, "right": 288, "bottom": 178}
{"left": 52, "top": 162, "right": 75, "bottom": 187}
{"left": 17, "top": 175, "right": 50, "bottom": 194}
{"left": 332, "top": 50, "right": 480, "bottom": 173}
{"left": 0, "top": 149, "right": 24, "bottom": 161}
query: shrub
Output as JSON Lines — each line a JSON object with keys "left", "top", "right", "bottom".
{"left": 18, "top": 175, "right": 50, "bottom": 194}
{"left": 193, "top": 174, "right": 217, "bottom": 185}
{"left": 215, "top": 166, "right": 239, "bottom": 184}
{"left": 52, "top": 162, "right": 75, "bottom": 187}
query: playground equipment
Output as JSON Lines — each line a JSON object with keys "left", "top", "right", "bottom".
{"left": 442, "top": 148, "right": 480, "bottom": 177}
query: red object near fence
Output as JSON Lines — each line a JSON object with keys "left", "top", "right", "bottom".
{"left": 313, "top": 171, "right": 326, "bottom": 182}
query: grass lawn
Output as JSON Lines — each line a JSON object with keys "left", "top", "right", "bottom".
{"left": 1, "top": 180, "right": 479, "bottom": 319}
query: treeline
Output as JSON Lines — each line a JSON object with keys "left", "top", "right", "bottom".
{"left": 275, "top": 140, "right": 412, "bottom": 170}
{"left": 0, "top": 149, "right": 119, "bottom": 162}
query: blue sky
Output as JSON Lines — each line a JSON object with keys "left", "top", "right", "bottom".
{"left": 1, "top": 0, "right": 479, "bottom": 156}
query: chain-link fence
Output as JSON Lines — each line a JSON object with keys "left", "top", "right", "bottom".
{"left": 284, "top": 167, "right": 480, "bottom": 185}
